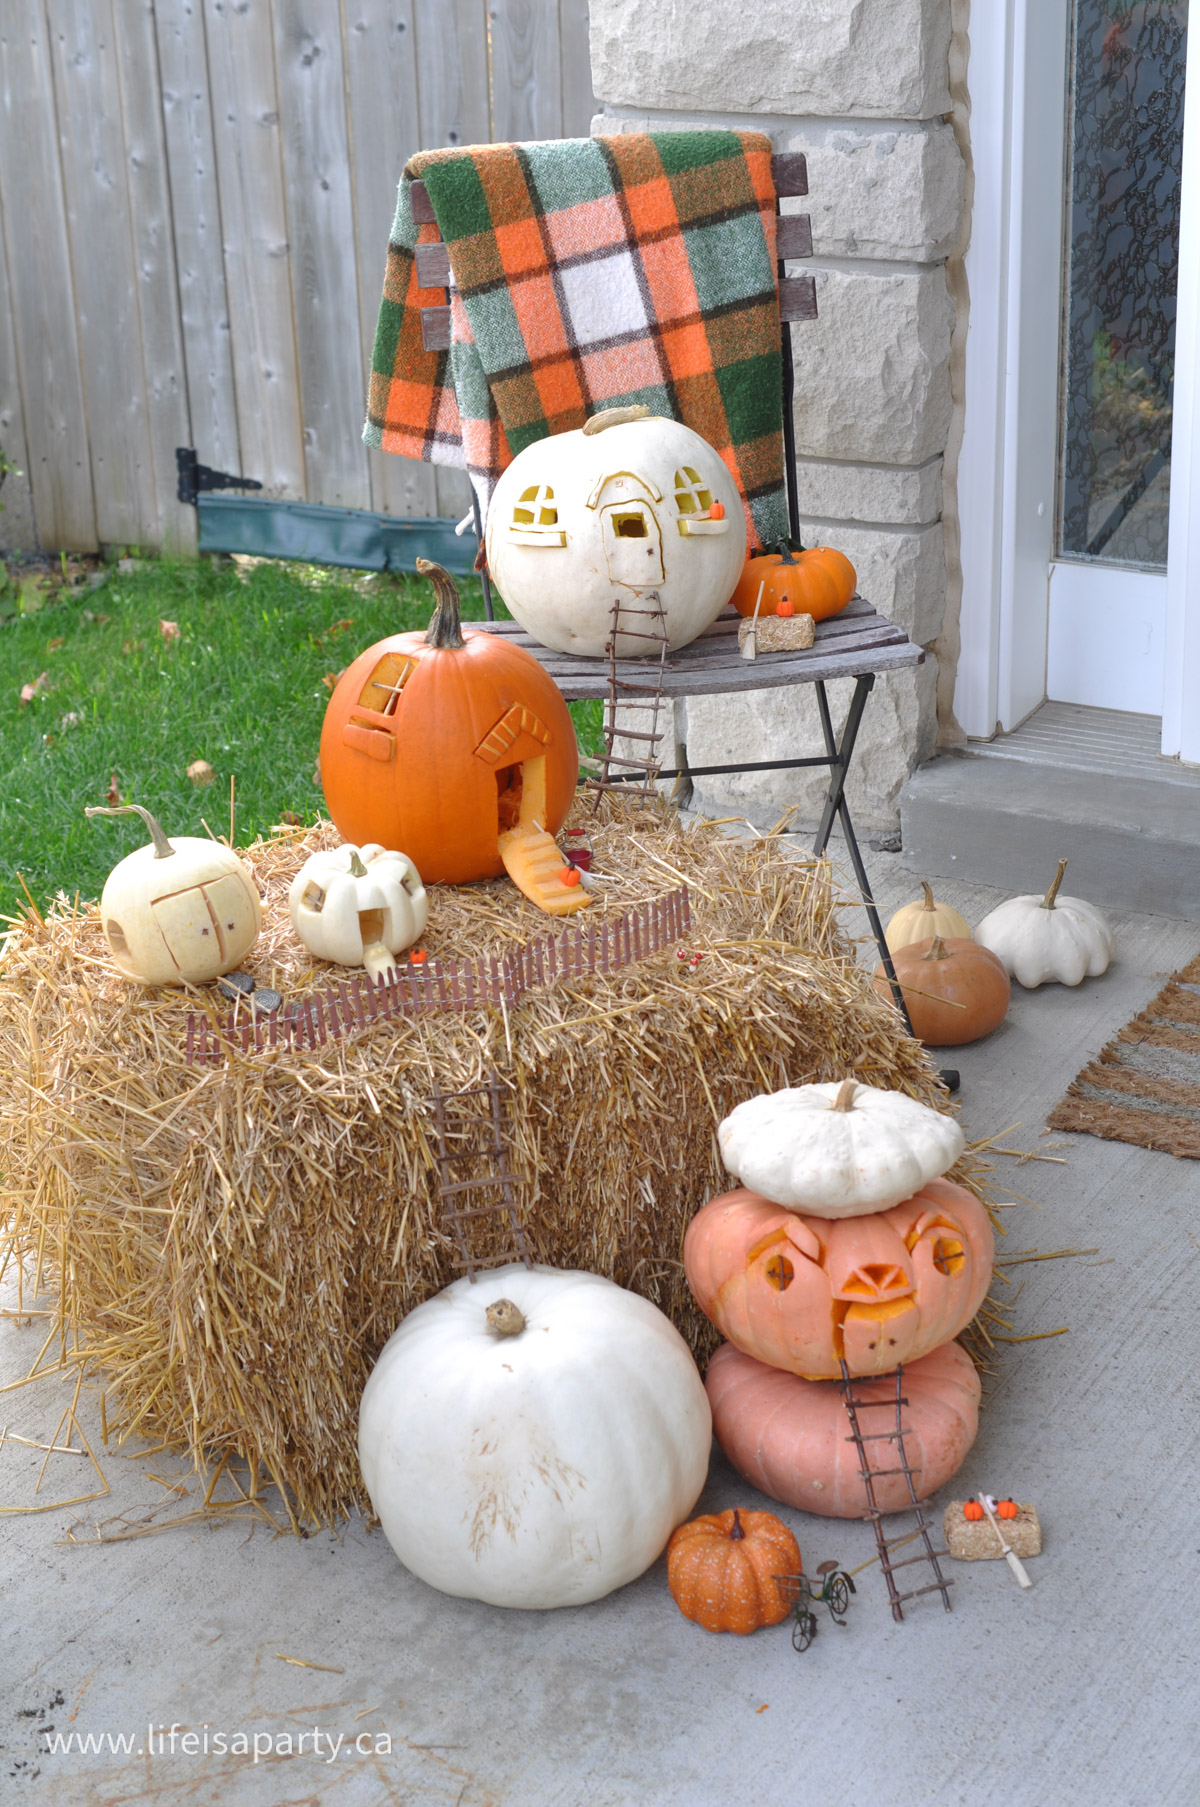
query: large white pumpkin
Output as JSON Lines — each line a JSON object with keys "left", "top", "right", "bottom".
{"left": 485, "top": 408, "right": 745, "bottom": 657}
{"left": 358, "top": 1265, "right": 712, "bottom": 1609}
{"left": 717, "top": 1079, "right": 966, "bottom": 1216}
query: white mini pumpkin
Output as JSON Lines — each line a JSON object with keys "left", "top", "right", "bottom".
{"left": 485, "top": 407, "right": 745, "bottom": 657}
{"left": 85, "top": 802, "right": 262, "bottom": 986}
{"left": 358, "top": 1265, "right": 712, "bottom": 1609}
{"left": 289, "top": 843, "right": 428, "bottom": 981}
{"left": 717, "top": 1079, "right": 965, "bottom": 1216}
{"left": 973, "top": 858, "right": 1115, "bottom": 988}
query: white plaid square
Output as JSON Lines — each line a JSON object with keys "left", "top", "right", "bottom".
{"left": 557, "top": 249, "right": 649, "bottom": 348}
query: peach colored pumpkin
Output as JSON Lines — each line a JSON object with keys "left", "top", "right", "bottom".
{"left": 706, "top": 1339, "right": 981, "bottom": 1518}
{"left": 874, "top": 935, "right": 1010, "bottom": 1048}
{"left": 684, "top": 1180, "right": 993, "bottom": 1381}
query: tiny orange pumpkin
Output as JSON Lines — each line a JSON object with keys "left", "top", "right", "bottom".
{"left": 667, "top": 1507, "right": 800, "bottom": 1634}
{"left": 997, "top": 1498, "right": 1019, "bottom": 1520}
{"left": 963, "top": 1500, "right": 985, "bottom": 1522}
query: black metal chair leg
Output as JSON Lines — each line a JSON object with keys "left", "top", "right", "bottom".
{"left": 810, "top": 677, "right": 916, "bottom": 1039}
{"left": 471, "top": 489, "right": 495, "bottom": 621}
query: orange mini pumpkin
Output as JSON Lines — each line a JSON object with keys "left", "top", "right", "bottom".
{"left": 731, "top": 539, "right": 856, "bottom": 621}
{"left": 667, "top": 1507, "right": 800, "bottom": 1634}
{"left": 320, "top": 560, "right": 579, "bottom": 885}
{"left": 963, "top": 1499, "right": 985, "bottom": 1522}
{"left": 874, "top": 935, "right": 1011, "bottom": 1047}
{"left": 684, "top": 1180, "right": 993, "bottom": 1380}
{"left": 996, "top": 1498, "right": 1019, "bottom": 1520}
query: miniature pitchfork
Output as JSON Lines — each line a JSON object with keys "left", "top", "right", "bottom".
{"left": 978, "top": 1494, "right": 1034, "bottom": 1589}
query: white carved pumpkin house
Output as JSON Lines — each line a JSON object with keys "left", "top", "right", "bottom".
{"left": 485, "top": 408, "right": 746, "bottom": 657}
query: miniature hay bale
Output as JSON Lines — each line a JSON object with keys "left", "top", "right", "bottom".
{"left": 0, "top": 797, "right": 958, "bottom": 1527}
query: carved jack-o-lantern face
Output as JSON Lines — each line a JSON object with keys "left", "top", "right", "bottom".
{"left": 683, "top": 1179, "right": 993, "bottom": 1380}
{"left": 319, "top": 563, "right": 579, "bottom": 885}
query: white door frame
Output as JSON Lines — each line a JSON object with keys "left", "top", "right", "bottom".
{"left": 955, "top": 0, "right": 1200, "bottom": 759}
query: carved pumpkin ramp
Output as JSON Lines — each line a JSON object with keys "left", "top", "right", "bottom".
{"left": 498, "top": 822, "right": 590, "bottom": 916}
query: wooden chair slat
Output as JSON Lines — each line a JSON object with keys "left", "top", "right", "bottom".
{"left": 776, "top": 212, "right": 813, "bottom": 260}
{"left": 779, "top": 274, "right": 818, "bottom": 322}
{"left": 415, "top": 240, "right": 452, "bottom": 288}
{"left": 420, "top": 305, "right": 452, "bottom": 351}
{"left": 410, "top": 178, "right": 436, "bottom": 223}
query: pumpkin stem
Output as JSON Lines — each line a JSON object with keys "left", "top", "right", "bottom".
{"left": 348, "top": 849, "right": 369, "bottom": 878}
{"left": 84, "top": 802, "right": 175, "bottom": 860}
{"left": 581, "top": 403, "right": 652, "bottom": 434}
{"left": 921, "top": 880, "right": 935, "bottom": 912}
{"left": 485, "top": 1298, "right": 526, "bottom": 1338}
{"left": 1041, "top": 858, "right": 1068, "bottom": 910}
{"left": 416, "top": 558, "right": 466, "bottom": 650}
{"left": 831, "top": 1078, "right": 858, "bottom": 1112}
{"left": 923, "top": 935, "right": 949, "bottom": 962}
{"left": 729, "top": 1508, "right": 746, "bottom": 1541}
{"left": 774, "top": 537, "right": 802, "bottom": 566}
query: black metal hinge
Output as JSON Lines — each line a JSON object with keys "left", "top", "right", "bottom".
{"left": 176, "top": 447, "right": 264, "bottom": 508}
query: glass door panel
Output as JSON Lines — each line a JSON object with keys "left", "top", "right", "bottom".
{"left": 1059, "top": 1, "right": 1188, "bottom": 568}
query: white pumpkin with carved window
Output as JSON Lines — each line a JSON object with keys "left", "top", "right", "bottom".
{"left": 485, "top": 407, "right": 745, "bottom": 656}
{"left": 288, "top": 843, "right": 428, "bottom": 981}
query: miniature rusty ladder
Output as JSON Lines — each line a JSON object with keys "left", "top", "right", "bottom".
{"left": 582, "top": 590, "right": 671, "bottom": 806}
{"left": 838, "top": 1362, "right": 954, "bottom": 1622}
{"left": 429, "top": 1077, "right": 533, "bottom": 1280}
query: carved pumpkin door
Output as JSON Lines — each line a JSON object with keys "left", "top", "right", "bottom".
{"left": 600, "top": 496, "right": 665, "bottom": 588}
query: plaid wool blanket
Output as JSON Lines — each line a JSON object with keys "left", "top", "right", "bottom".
{"left": 363, "top": 132, "right": 787, "bottom": 549}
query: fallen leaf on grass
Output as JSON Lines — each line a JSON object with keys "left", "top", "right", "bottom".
{"left": 159, "top": 619, "right": 181, "bottom": 642}
{"left": 47, "top": 636, "right": 65, "bottom": 651}
{"left": 122, "top": 639, "right": 144, "bottom": 656}
{"left": 19, "top": 672, "right": 49, "bottom": 706}
{"left": 187, "top": 760, "right": 215, "bottom": 787}
{"left": 328, "top": 618, "right": 355, "bottom": 636}
{"left": 278, "top": 809, "right": 303, "bottom": 826}
{"left": 105, "top": 773, "right": 121, "bottom": 807}
{"left": 60, "top": 712, "right": 83, "bottom": 731}
{"left": 321, "top": 670, "right": 344, "bottom": 692}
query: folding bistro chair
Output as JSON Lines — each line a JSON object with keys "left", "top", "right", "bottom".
{"left": 410, "top": 155, "right": 921, "bottom": 1031}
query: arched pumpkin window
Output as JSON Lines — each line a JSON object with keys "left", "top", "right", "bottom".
{"left": 508, "top": 484, "right": 566, "bottom": 546}
{"left": 674, "top": 467, "right": 713, "bottom": 515}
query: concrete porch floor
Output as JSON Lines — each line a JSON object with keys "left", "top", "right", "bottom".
{"left": 4, "top": 844, "right": 1200, "bottom": 1807}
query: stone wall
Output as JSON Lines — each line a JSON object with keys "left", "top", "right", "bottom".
{"left": 590, "top": 0, "right": 965, "bottom": 831}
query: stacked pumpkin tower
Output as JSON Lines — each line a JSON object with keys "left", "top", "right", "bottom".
{"left": 684, "top": 1081, "right": 993, "bottom": 1520}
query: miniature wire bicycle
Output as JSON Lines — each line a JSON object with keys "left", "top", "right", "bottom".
{"left": 774, "top": 1562, "right": 857, "bottom": 1652}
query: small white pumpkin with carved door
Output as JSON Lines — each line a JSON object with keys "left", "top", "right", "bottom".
{"left": 485, "top": 407, "right": 745, "bottom": 657}
{"left": 85, "top": 803, "right": 262, "bottom": 986}
{"left": 289, "top": 843, "right": 428, "bottom": 981}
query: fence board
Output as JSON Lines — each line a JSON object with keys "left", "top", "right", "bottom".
{"left": 341, "top": 0, "right": 438, "bottom": 518}
{"left": 558, "top": 0, "right": 597, "bottom": 138}
{"left": 44, "top": 0, "right": 158, "bottom": 547}
{"left": 115, "top": 0, "right": 196, "bottom": 553}
{"left": 0, "top": 3, "right": 96, "bottom": 550}
{"left": 489, "top": 0, "right": 563, "bottom": 142}
{"left": 0, "top": 201, "right": 31, "bottom": 516}
{"left": 274, "top": 2, "right": 371, "bottom": 510}
{"left": 413, "top": 0, "right": 491, "bottom": 149}
{"left": 154, "top": 0, "right": 242, "bottom": 485}
{"left": 205, "top": 0, "right": 305, "bottom": 498}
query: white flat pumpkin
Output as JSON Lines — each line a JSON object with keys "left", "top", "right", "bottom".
{"left": 717, "top": 1079, "right": 965, "bottom": 1216}
{"left": 358, "top": 1265, "right": 712, "bottom": 1610}
{"left": 973, "top": 858, "right": 1114, "bottom": 988}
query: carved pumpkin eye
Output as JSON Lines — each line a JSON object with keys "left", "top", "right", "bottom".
{"left": 932, "top": 1237, "right": 966, "bottom": 1277}
{"left": 763, "top": 1254, "right": 794, "bottom": 1292}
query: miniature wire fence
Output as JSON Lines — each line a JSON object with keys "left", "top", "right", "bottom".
{"left": 184, "top": 887, "right": 691, "bottom": 1065}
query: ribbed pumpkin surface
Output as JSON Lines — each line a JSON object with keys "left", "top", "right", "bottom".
{"left": 667, "top": 1507, "right": 800, "bottom": 1634}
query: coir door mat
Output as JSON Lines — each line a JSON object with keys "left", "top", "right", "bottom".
{"left": 1048, "top": 952, "right": 1200, "bottom": 1158}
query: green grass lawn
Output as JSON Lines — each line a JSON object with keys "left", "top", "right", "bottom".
{"left": 0, "top": 555, "right": 603, "bottom": 923}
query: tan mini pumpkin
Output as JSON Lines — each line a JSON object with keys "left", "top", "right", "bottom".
{"left": 667, "top": 1507, "right": 800, "bottom": 1634}
{"left": 706, "top": 1340, "right": 981, "bottom": 1517}
{"left": 684, "top": 1180, "right": 993, "bottom": 1380}
{"left": 874, "top": 936, "right": 1011, "bottom": 1047}
{"left": 289, "top": 843, "right": 428, "bottom": 981}
{"left": 85, "top": 802, "right": 262, "bottom": 986}
{"left": 884, "top": 881, "right": 971, "bottom": 955}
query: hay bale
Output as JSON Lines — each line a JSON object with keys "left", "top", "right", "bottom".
{"left": 0, "top": 798, "right": 955, "bottom": 1526}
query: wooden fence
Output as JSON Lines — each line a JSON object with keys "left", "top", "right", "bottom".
{"left": 0, "top": 0, "right": 596, "bottom": 556}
